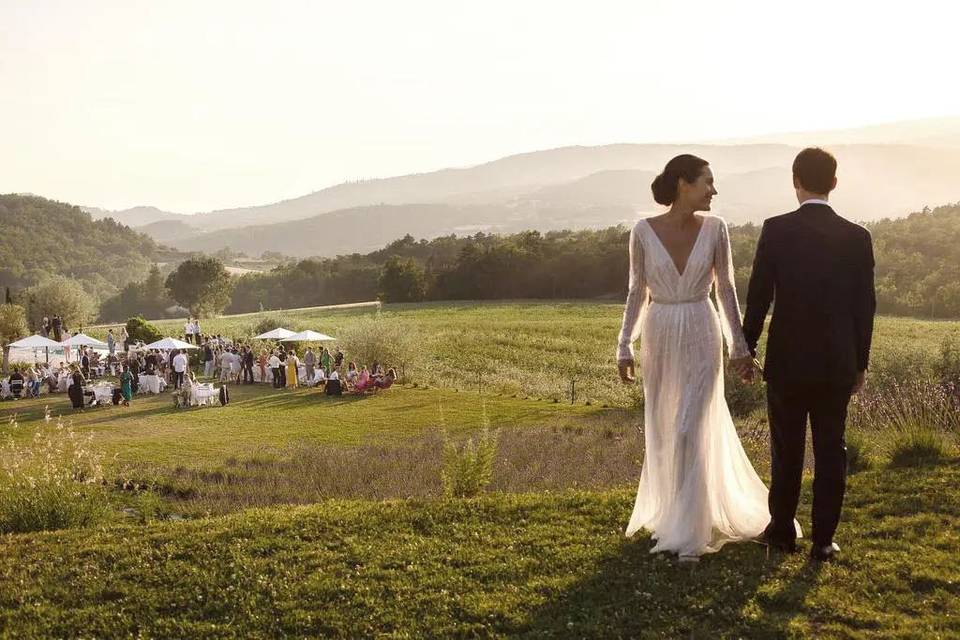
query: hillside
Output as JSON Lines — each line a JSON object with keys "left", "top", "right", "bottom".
{"left": 0, "top": 194, "right": 158, "bottom": 301}
{"left": 98, "top": 141, "right": 960, "bottom": 257}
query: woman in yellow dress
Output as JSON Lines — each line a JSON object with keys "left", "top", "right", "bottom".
{"left": 286, "top": 350, "right": 299, "bottom": 389}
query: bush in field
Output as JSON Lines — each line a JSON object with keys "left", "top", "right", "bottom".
{"left": 125, "top": 315, "right": 163, "bottom": 345}
{"left": 0, "top": 411, "right": 108, "bottom": 533}
{"left": 441, "top": 425, "right": 499, "bottom": 498}
{"left": 845, "top": 429, "right": 874, "bottom": 473}
{"left": 890, "top": 428, "right": 949, "bottom": 467}
{"left": 336, "top": 315, "right": 422, "bottom": 381}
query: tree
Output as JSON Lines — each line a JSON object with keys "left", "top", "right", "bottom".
{"left": 125, "top": 316, "right": 163, "bottom": 345}
{"left": 22, "top": 275, "right": 95, "bottom": 332}
{"left": 0, "top": 303, "right": 28, "bottom": 374}
{"left": 378, "top": 257, "right": 427, "bottom": 303}
{"left": 165, "top": 258, "right": 234, "bottom": 317}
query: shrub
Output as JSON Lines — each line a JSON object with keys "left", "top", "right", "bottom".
{"left": 0, "top": 411, "right": 108, "bottom": 533}
{"left": 125, "top": 315, "right": 164, "bottom": 345}
{"left": 441, "top": 413, "right": 499, "bottom": 499}
{"left": 845, "top": 429, "right": 874, "bottom": 473}
{"left": 337, "top": 316, "right": 421, "bottom": 381}
{"left": 890, "top": 428, "right": 948, "bottom": 468}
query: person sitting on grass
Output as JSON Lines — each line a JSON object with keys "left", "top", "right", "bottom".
{"left": 372, "top": 368, "right": 397, "bottom": 393}
{"left": 312, "top": 366, "right": 326, "bottom": 389}
{"left": 352, "top": 365, "right": 372, "bottom": 393}
{"left": 344, "top": 362, "right": 358, "bottom": 390}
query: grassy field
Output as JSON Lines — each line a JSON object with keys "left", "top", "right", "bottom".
{"left": 87, "top": 300, "right": 960, "bottom": 408}
{"left": 2, "top": 301, "right": 959, "bottom": 638}
{"left": 1, "top": 461, "right": 958, "bottom": 638}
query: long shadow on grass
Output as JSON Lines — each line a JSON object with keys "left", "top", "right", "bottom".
{"left": 511, "top": 535, "right": 815, "bottom": 638}
{"left": 237, "top": 390, "right": 368, "bottom": 411}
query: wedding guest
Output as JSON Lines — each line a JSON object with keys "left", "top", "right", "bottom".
{"left": 321, "top": 347, "right": 331, "bottom": 375}
{"left": 277, "top": 348, "right": 287, "bottom": 387}
{"left": 334, "top": 347, "right": 344, "bottom": 370}
{"left": 257, "top": 349, "right": 268, "bottom": 383}
{"left": 269, "top": 351, "right": 282, "bottom": 388}
{"left": 67, "top": 365, "right": 85, "bottom": 411}
{"left": 286, "top": 350, "right": 299, "bottom": 389}
{"left": 119, "top": 364, "right": 133, "bottom": 407}
{"left": 344, "top": 362, "right": 358, "bottom": 389}
{"left": 172, "top": 349, "right": 188, "bottom": 390}
{"left": 304, "top": 347, "right": 316, "bottom": 382}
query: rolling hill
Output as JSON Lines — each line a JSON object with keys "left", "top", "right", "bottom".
{"left": 81, "top": 118, "right": 960, "bottom": 258}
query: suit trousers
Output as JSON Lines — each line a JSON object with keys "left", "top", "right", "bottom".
{"left": 765, "top": 380, "right": 853, "bottom": 546}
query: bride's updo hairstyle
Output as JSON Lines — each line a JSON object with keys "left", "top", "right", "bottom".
{"left": 651, "top": 154, "right": 709, "bottom": 206}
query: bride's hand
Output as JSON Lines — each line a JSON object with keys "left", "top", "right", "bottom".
{"left": 618, "top": 359, "right": 636, "bottom": 384}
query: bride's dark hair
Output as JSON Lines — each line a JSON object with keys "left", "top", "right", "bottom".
{"left": 651, "top": 154, "right": 709, "bottom": 205}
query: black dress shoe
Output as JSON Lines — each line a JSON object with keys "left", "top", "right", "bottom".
{"left": 809, "top": 542, "right": 840, "bottom": 562}
{"left": 755, "top": 531, "right": 799, "bottom": 554}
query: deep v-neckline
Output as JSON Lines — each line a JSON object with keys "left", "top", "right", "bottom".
{"left": 643, "top": 216, "right": 707, "bottom": 278}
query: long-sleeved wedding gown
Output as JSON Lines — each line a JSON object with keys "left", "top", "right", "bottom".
{"left": 618, "top": 215, "right": 799, "bottom": 556}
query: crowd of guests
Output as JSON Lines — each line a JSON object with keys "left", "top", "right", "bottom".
{"left": 4, "top": 323, "right": 398, "bottom": 407}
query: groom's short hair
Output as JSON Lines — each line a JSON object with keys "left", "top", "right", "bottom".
{"left": 792, "top": 147, "right": 837, "bottom": 194}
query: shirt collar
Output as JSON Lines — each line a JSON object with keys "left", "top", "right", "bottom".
{"left": 800, "top": 198, "right": 831, "bottom": 207}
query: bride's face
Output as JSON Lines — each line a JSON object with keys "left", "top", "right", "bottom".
{"left": 679, "top": 166, "right": 718, "bottom": 212}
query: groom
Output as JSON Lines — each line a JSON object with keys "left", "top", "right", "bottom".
{"left": 740, "top": 147, "right": 876, "bottom": 562}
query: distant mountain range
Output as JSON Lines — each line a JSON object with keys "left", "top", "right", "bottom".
{"left": 82, "top": 117, "right": 960, "bottom": 258}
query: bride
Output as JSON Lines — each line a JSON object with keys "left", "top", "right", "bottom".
{"left": 617, "top": 154, "right": 800, "bottom": 560}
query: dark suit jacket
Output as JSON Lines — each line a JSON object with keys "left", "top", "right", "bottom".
{"left": 742, "top": 202, "right": 876, "bottom": 387}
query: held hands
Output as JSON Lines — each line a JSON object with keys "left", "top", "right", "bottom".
{"left": 618, "top": 359, "right": 636, "bottom": 384}
{"left": 730, "top": 356, "right": 762, "bottom": 383}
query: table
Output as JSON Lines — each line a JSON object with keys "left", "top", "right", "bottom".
{"left": 0, "top": 380, "right": 9, "bottom": 399}
{"left": 58, "top": 376, "right": 70, "bottom": 393}
{"left": 193, "top": 383, "right": 218, "bottom": 406}
{"left": 139, "top": 374, "right": 165, "bottom": 394}
{"left": 89, "top": 384, "right": 115, "bottom": 404}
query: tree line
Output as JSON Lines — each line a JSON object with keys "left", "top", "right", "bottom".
{"left": 86, "top": 200, "right": 960, "bottom": 321}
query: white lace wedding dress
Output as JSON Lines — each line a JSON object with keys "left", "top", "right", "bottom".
{"left": 618, "top": 215, "right": 798, "bottom": 556}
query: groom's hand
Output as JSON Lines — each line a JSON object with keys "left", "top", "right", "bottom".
{"left": 618, "top": 359, "right": 636, "bottom": 384}
{"left": 729, "top": 356, "right": 753, "bottom": 381}
{"left": 852, "top": 370, "right": 867, "bottom": 394}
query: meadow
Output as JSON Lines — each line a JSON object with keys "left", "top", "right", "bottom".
{"left": 1, "top": 301, "right": 959, "bottom": 638}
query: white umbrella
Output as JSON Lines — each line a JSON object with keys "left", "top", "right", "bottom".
{"left": 280, "top": 330, "right": 337, "bottom": 342}
{"left": 60, "top": 333, "right": 108, "bottom": 348}
{"left": 254, "top": 327, "right": 297, "bottom": 340}
{"left": 142, "top": 337, "right": 198, "bottom": 350}
{"left": 8, "top": 334, "right": 62, "bottom": 349}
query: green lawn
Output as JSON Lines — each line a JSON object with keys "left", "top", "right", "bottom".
{"left": 0, "top": 383, "right": 601, "bottom": 469}
{"left": 2, "top": 301, "right": 958, "bottom": 638}
{"left": 87, "top": 301, "right": 960, "bottom": 407}
{"left": 1, "top": 459, "right": 957, "bottom": 639}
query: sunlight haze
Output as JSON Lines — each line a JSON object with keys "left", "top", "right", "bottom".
{"left": 1, "top": 0, "right": 958, "bottom": 212}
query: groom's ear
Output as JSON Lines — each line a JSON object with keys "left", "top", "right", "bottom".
{"left": 831, "top": 176, "right": 838, "bottom": 192}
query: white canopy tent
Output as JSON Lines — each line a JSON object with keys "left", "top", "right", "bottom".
{"left": 142, "top": 337, "right": 198, "bottom": 350}
{"left": 8, "top": 334, "right": 63, "bottom": 364}
{"left": 254, "top": 327, "right": 297, "bottom": 340}
{"left": 280, "top": 330, "right": 337, "bottom": 342}
{"left": 8, "top": 334, "right": 62, "bottom": 349}
{"left": 60, "top": 333, "right": 108, "bottom": 348}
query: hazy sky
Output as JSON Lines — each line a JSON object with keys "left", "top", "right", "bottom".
{"left": 2, "top": 0, "right": 958, "bottom": 213}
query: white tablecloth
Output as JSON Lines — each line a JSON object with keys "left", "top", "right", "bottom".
{"left": 89, "top": 384, "right": 115, "bottom": 404}
{"left": 139, "top": 374, "right": 165, "bottom": 394}
{"left": 194, "top": 383, "right": 217, "bottom": 406}
{"left": 0, "top": 380, "right": 9, "bottom": 399}
{"left": 57, "top": 376, "right": 69, "bottom": 393}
